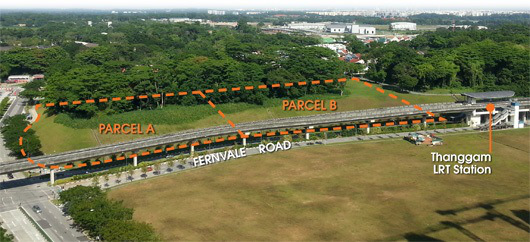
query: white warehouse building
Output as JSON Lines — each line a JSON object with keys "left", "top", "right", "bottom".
{"left": 287, "top": 22, "right": 327, "bottom": 31}
{"left": 325, "top": 23, "right": 376, "bottom": 34}
{"left": 390, "top": 22, "right": 417, "bottom": 30}
{"left": 350, "top": 25, "right": 376, "bottom": 34}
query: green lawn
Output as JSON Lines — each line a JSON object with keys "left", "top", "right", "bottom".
{"left": 108, "top": 128, "right": 530, "bottom": 241}
{"left": 33, "top": 81, "right": 454, "bottom": 154}
{"left": 33, "top": 109, "right": 98, "bottom": 154}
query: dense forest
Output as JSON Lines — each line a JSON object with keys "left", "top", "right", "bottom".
{"left": 0, "top": 13, "right": 528, "bottom": 120}
{"left": 362, "top": 24, "right": 529, "bottom": 95}
{"left": 1, "top": 20, "right": 352, "bottom": 118}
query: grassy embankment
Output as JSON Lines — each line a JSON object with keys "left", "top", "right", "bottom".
{"left": 33, "top": 81, "right": 453, "bottom": 154}
{"left": 108, "top": 128, "right": 530, "bottom": 241}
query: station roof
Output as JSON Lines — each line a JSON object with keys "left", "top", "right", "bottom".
{"left": 461, "top": 91, "right": 515, "bottom": 99}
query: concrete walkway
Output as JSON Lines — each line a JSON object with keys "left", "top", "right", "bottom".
{"left": 28, "top": 106, "right": 38, "bottom": 124}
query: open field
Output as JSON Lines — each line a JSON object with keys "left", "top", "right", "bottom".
{"left": 108, "top": 128, "right": 530, "bottom": 241}
{"left": 33, "top": 81, "right": 454, "bottom": 154}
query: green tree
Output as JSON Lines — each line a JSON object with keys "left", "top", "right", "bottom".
{"left": 103, "top": 174, "right": 110, "bottom": 187}
{"left": 0, "top": 222, "right": 14, "bottom": 242}
{"left": 343, "top": 34, "right": 367, "bottom": 53}
{"left": 1, "top": 115, "right": 42, "bottom": 158}
{"left": 153, "top": 163, "right": 161, "bottom": 175}
{"left": 167, "top": 159, "right": 175, "bottom": 171}
{"left": 68, "top": 197, "right": 133, "bottom": 237}
{"left": 127, "top": 169, "right": 135, "bottom": 181}
{"left": 20, "top": 79, "right": 45, "bottom": 103}
{"left": 60, "top": 185, "right": 105, "bottom": 204}
{"left": 141, "top": 166, "right": 148, "bottom": 178}
{"left": 115, "top": 172, "right": 122, "bottom": 183}
{"left": 91, "top": 176, "right": 100, "bottom": 187}
{"left": 392, "top": 63, "right": 419, "bottom": 90}
{"left": 101, "top": 220, "right": 159, "bottom": 242}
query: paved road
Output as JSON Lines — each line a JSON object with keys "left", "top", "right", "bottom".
{"left": 0, "top": 133, "right": 12, "bottom": 163}
{"left": 0, "top": 175, "right": 88, "bottom": 242}
{"left": 6, "top": 96, "right": 26, "bottom": 118}
{"left": 0, "top": 87, "right": 27, "bottom": 163}
{"left": 0, "top": 209, "right": 46, "bottom": 242}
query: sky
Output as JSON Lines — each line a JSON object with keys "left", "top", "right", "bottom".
{"left": 1, "top": 0, "right": 529, "bottom": 10}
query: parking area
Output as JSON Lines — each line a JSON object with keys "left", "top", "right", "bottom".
{"left": 0, "top": 209, "right": 46, "bottom": 242}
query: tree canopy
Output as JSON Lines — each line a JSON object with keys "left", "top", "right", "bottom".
{"left": 365, "top": 24, "right": 529, "bottom": 95}
{"left": 1, "top": 115, "right": 42, "bottom": 158}
{"left": 60, "top": 186, "right": 158, "bottom": 240}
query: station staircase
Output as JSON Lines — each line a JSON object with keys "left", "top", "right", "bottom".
{"left": 479, "top": 106, "right": 512, "bottom": 130}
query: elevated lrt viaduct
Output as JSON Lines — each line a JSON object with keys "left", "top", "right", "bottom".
{"left": 1, "top": 98, "right": 529, "bottom": 183}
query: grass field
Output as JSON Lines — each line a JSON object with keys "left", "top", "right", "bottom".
{"left": 33, "top": 80, "right": 454, "bottom": 154}
{"left": 108, "top": 128, "right": 530, "bottom": 241}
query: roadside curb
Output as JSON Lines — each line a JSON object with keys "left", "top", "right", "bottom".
{"left": 18, "top": 206, "right": 53, "bottom": 242}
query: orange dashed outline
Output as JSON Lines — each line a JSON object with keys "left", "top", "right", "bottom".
{"left": 20, "top": 77, "right": 447, "bottom": 171}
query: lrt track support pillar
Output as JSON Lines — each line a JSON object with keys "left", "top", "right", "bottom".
{"left": 50, "top": 169, "right": 55, "bottom": 185}
{"left": 133, "top": 156, "right": 138, "bottom": 167}
{"left": 306, "top": 126, "right": 314, "bottom": 140}
{"left": 513, "top": 101, "right": 520, "bottom": 128}
{"left": 368, "top": 120, "right": 375, "bottom": 134}
{"left": 190, "top": 145, "right": 195, "bottom": 156}
{"left": 243, "top": 132, "right": 250, "bottom": 146}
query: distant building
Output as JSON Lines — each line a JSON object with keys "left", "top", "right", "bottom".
{"left": 288, "top": 22, "right": 327, "bottom": 31}
{"left": 169, "top": 18, "right": 190, "bottom": 22}
{"left": 6, "top": 75, "right": 31, "bottom": 83}
{"left": 350, "top": 25, "right": 376, "bottom": 34}
{"left": 32, "top": 74, "right": 45, "bottom": 80}
{"left": 207, "top": 22, "right": 238, "bottom": 28}
{"left": 87, "top": 21, "right": 92, "bottom": 26}
{"left": 390, "top": 22, "right": 417, "bottom": 30}
{"left": 107, "top": 21, "right": 113, "bottom": 28}
{"left": 168, "top": 18, "right": 204, "bottom": 23}
{"left": 326, "top": 24, "right": 348, "bottom": 33}
{"left": 208, "top": 10, "right": 226, "bottom": 15}
{"left": 74, "top": 41, "right": 99, "bottom": 48}
{"left": 441, "top": 25, "right": 488, "bottom": 30}
{"left": 325, "top": 23, "right": 376, "bottom": 34}
{"left": 314, "top": 43, "right": 347, "bottom": 53}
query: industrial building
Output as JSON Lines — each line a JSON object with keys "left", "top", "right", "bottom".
{"left": 390, "top": 22, "right": 417, "bottom": 30}
{"left": 6, "top": 75, "right": 31, "bottom": 83}
{"left": 207, "top": 10, "right": 226, "bottom": 15}
{"left": 287, "top": 22, "right": 327, "bottom": 31}
{"left": 5, "top": 74, "right": 44, "bottom": 83}
{"left": 325, "top": 23, "right": 376, "bottom": 34}
{"left": 325, "top": 23, "right": 349, "bottom": 33}
{"left": 350, "top": 25, "right": 376, "bottom": 34}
